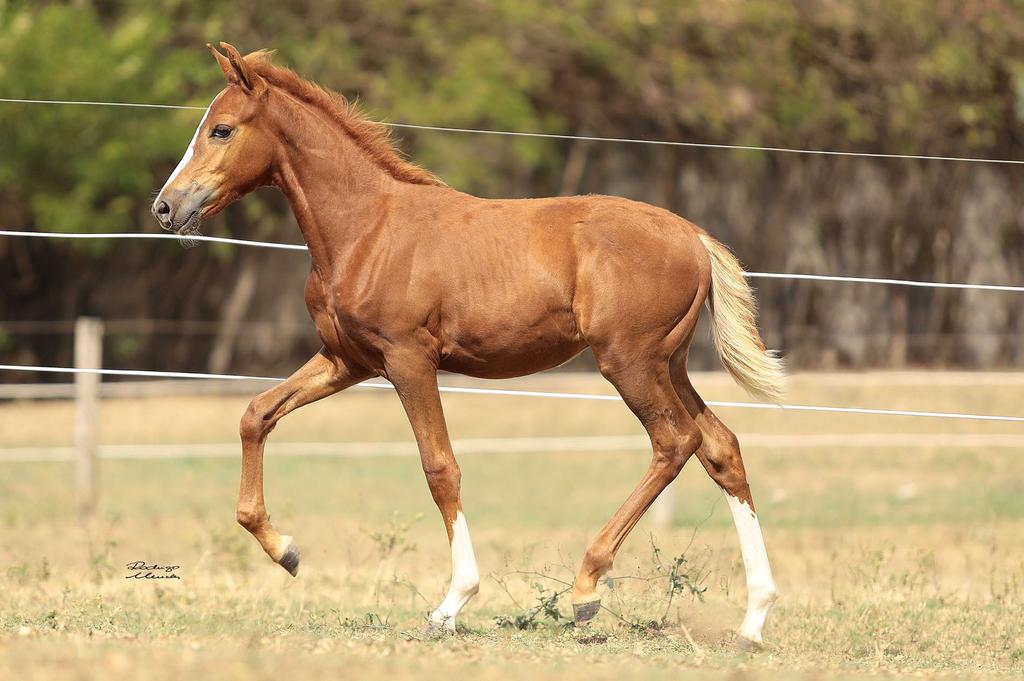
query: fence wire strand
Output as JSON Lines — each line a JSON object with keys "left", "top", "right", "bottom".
{"left": 2, "top": 364, "right": 1023, "bottom": 423}
{"left": 4, "top": 96, "right": 1024, "bottom": 166}
{"left": 3, "top": 230, "right": 1022, "bottom": 292}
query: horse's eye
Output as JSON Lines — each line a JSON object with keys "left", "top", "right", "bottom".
{"left": 210, "top": 124, "right": 233, "bottom": 139}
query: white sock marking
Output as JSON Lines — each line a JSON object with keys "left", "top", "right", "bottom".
{"left": 429, "top": 511, "right": 480, "bottom": 631}
{"left": 158, "top": 91, "right": 223, "bottom": 196}
{"left": 726, "top": 494, "right": 777, "bottom": 643}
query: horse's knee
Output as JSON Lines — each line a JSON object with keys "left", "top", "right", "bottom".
{"left": 239, "top": 399, "right": 273, "bottom": 444}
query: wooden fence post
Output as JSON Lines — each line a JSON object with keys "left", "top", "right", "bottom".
{"left": 74, "top": 317, "right": 103, "bottom": 516}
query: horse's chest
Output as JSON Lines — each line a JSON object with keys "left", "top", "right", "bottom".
{"left": 304, "top": 272, "right": 367, "bottom": 358}
{"left": 304, "top": 270, "right": 407, "bottom": 366}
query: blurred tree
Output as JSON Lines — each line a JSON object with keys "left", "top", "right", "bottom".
{"left": 2, "top": 0, "right": 1024, "bottom": 373}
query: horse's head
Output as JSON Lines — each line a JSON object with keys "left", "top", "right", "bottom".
{"left": 151, "top": 43, "right": 275, "bottom": 238}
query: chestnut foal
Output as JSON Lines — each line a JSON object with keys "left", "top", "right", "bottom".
{"left": 153, "top": 43, "right": 783, "bottom": 647}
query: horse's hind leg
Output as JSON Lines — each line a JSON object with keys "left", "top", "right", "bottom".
{"left": 671, "top": 356, "right": 777, "bottom": 647}
{"left": 571, "top": 351, "right": 703, "bottom": 624}
{"left": 237, "top": 349, "right": 369, "bottom": 575}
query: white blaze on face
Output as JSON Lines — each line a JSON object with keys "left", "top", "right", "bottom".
{"left": 429, "top": 511, "right": 480, "bottom": 631}
{"left": 158, "top": 91, "right": 224, "bottom": 197}
{"left": 726, "top": 494, "right": 777, "bottom": 643}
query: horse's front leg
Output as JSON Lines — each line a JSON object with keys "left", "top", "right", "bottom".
{"left": 237, "top": 349, "right": 370, "bottom": 575}
{"left": 389, "top": 361, "right": 480, "bottom": 632}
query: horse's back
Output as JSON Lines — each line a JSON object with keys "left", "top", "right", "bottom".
{"left": 433, "top": 191, "right": 709, "bottom": 365}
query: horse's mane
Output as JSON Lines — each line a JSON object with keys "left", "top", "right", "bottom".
{"left": 245, "top": 50, "right": 444, "bottom": 187}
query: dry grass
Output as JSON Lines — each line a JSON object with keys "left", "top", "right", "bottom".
{"left": 1, "top": 371, "right": 1023, "bottom": 679}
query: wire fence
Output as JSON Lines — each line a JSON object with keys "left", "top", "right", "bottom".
{"left": 2, "top": 364, "right": 1023, "bottom": 423}
{"left": 4, "top": 230, "right": 1023, "bottom": 293}
{"left": 4, "top": 96, "right": 1024, "bottom": 166}
{"left": 2, "top": 94, "right": 1024, "bottom": 429}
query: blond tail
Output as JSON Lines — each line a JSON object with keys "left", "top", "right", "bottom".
{"left": 698, "top": 233, "right": 785, "bottom": 403}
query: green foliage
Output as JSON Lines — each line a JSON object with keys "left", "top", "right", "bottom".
{"left": 3, "top": 0, "right": 1024, "bottom": 253}
{"left": 0, "top": 3, "right": 219, "bottom": 247}
{"left": 650, "top": 538, "right": 708, "bottom": 606}
{"left": 493, "top": 582, "right": 569, "bottom": 630}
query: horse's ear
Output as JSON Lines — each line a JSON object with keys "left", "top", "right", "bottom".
{"left": 207, "top": 43, "right": 235, "bottom": 81}
{"left": 219, "top": 42, "right": 258, "bottom": 92}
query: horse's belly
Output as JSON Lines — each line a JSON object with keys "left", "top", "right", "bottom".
{"left": 438, "top": 307, "right": 586, "bottom": 378}
{"left": 439, "top": 337, "right": 586, "bottom": 378}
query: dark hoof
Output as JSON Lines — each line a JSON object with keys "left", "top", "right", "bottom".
{"left": 735, "top": 635, "right": 762, "bottom": 652}
{"left": 572, "top": 597, "right": 601, "bottom": 625}
{"left": 278, "top": 542, "right": 301, "bottom": 577}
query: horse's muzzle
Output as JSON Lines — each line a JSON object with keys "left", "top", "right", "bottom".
{"left": 151, "top": 186, "right": 214, "bottom": 233}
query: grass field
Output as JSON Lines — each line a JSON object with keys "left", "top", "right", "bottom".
{"left": 1, "top": 371, "right": 1023, "bottom": 680}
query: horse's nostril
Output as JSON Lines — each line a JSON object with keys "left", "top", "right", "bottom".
{"left": 155, "top": 201, "right": 170, "bottom": 216}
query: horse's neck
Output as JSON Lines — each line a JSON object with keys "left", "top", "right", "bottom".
{"left": 269, "top": 101, "right": 398, "bottom": 270}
